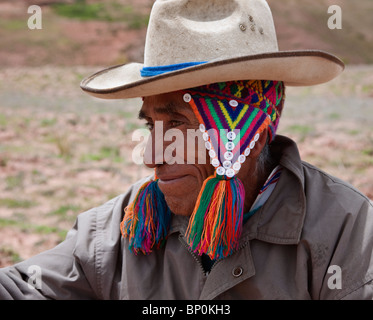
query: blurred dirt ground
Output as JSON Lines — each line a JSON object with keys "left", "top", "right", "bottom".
{"left": 0, "top": 65, "right": 372, "bottom": 267}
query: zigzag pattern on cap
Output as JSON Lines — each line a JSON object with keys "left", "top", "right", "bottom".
{"left": 190, "top": 80, "right": 284, "bottom": 136}
{"left": 185, "top": 80, "right": 285, "bottom": 175}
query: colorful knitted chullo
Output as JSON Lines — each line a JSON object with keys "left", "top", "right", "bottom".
{"left": 121, "top": 79, "right": 285, "bottom": 260}
{"left": 183, "top": 80, "right": 285, "bottom": 259}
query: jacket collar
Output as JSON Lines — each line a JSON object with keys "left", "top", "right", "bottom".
{"left": 242, "top": 135, "right": 306, "bottom": 244}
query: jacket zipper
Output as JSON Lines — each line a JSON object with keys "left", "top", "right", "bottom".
{"left": 178, "top": 234, "right": 208, "bottom": 277}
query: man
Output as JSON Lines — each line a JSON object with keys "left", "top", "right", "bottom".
{"left": 0, "top": 0, "right": 372, "bottom": 299}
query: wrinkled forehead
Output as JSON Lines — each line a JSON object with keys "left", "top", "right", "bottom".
{"left": 139, "top": 90, "right": 197, "bottom": 120}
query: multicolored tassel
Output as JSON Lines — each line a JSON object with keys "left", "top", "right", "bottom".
{"left": 120, "top": 179, "right": 172, "bottom": 254}
{"left": 185, "top": 173, "right": 245, "bottom": 260}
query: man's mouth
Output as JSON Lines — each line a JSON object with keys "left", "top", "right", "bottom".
{"left": 157, "top": 174, "right": 189, "bottom": 185}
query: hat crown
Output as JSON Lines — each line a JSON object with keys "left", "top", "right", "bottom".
{"left": 144, "top": 0, "right": 279, "bottom": 67}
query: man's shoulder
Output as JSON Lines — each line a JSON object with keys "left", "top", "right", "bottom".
{"left": 299, "top": 161, "right": 373, "bottom": 299}
{"left": 301, "top": 160, "right": 372, "bottom": 210}
{"left": 77, "top": 175, "right": 152, "bottom": 222}
{"left": 70, "top": 175, "right": 152, "bottom": 248}
{"left": 299, "top": 160, "right": 373, "bottom": 258}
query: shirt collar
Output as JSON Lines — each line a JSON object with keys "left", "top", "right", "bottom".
{"left": 243, "top": 164, "right": 283, "bottom": 223}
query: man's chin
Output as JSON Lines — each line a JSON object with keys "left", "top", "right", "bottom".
{"left": 163, "top": 196, "right": 194, "bottom": 217}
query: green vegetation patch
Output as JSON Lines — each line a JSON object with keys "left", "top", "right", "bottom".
{"left": 0, "top": 247, "right": 22, "bottom": 264}
{"left": 52, "top": 0, "right": 149, "bottom": 29}
{"left": 0, "top": 218, "right": 67, "bottom": 239}
{"left": 0, "top": 198, "right": 37, "bottom": 209}
{"left": 52, "top": 1, "right": 105, "bottom": 21}
{"left": 80, "top": 145, "right": 121, "bottom": 163}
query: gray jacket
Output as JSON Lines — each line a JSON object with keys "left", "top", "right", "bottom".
{"left": 1, "top": 135, "right": 372, "bottom": 299}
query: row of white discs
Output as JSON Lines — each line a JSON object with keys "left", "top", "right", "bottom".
{"left": 199, "top": 123, "right": 259, "bottom": 178}
{"left": 183, "top": 92, "right": 259, "bottom": 178}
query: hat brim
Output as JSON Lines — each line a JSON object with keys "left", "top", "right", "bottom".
{"left": 80, "top": 50, "right": 344, "bottom": 99}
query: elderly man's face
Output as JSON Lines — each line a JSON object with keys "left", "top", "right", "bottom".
{"left": 140, "top": 91, "right": 215, "bottom": 216}
{"left": 139, "top": 91, "right": 268, "bottom": 216}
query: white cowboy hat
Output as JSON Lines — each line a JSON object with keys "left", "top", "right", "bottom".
{"left": 80, "top": 0, "right": 345, "bottom": 99}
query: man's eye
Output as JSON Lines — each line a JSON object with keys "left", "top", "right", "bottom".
{"left": 169, "top": 120, "right": 183, "bottom": 128}
{"left": 144, "top": 120, "right": 183, "bottom": 130}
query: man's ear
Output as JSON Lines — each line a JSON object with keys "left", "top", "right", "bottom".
{"left": 248, "top": 127, "right": 268, "bottom": 159}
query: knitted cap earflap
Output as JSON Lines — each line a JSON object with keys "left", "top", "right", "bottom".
{"left": 183, "top": 80, "right": 285, "bottom": 259}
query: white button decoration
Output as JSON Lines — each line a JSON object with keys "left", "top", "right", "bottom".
{"left": 224, "top": 151, "right": 233, "bottom": 160}
{"left": 223, "top": 160, "right": 232, "bottom": 169}
{"left": 225, "top": 141, "right": 235, "bottom": 151}
{"left": 229, "top": 100, "right": 238, "bottom": 107}
{"left": 205, "top": 141, "right": 212, "bottom": 150}
{"left": 254, "top": 133, "right": 260, "bottom": 142}
{"left": 226, "top": 131, "right": 237, "bottom": 141}
{"left": 202, "top": 132, "right": 209, "bottom": 141}
{"left": 199, "top": 123, "right": 206, "bottom": 132}
{"left": 233, "top": 162, "right": 241, "bottom": 171}
{"left": 249, "top": 140, "right": 256, "bottom": 149}
{"left": 209, "top": 149, "right": 216, "bottom": 158}
{"left": 226, "top": 168, "right": 235, "bottom": 178}
{"left": 183, "top": 93, "right": 192, "bottom": 103}
{"left": 216, "top": 166, "right": 226, "bottom": 176}
{"left": 244, "top": 148, "right": 251, "bottom": 156}
{"left": 238, "top": 154, "right": 246, "bottom": 163}
{"left": 211, "top": 158, "right": 220, "bottom": 167}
